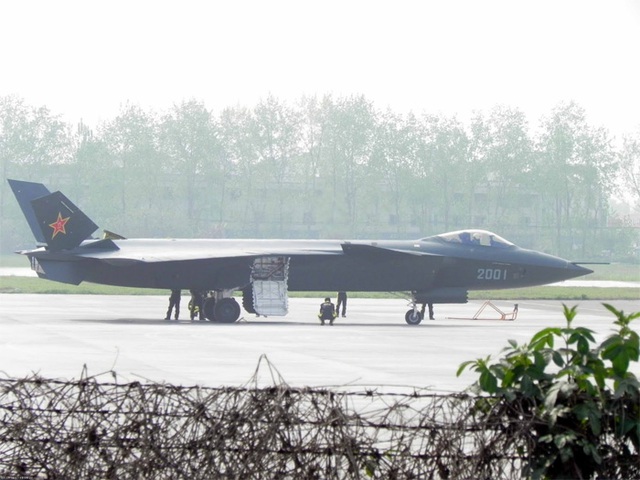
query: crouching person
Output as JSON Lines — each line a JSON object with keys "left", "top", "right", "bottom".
{"left": 318, "top": 297, "right": 337, "bottom": 326}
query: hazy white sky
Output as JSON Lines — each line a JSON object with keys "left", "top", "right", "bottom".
{"left": 1, "top": 0, "right": 639, "bottom": 135}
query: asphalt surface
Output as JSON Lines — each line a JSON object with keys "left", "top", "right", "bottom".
{"left": 0, "top": 295, "right": 638, "bottom": 392}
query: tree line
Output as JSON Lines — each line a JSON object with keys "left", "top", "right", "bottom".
{"left": 1, "top": 94, "right": 638, "bottom": 259}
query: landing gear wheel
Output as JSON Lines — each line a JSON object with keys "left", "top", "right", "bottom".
{"left": 203, "top": 297, "right": 216, "bottom": 321}
{"left": 405, "top": 309, "right": 423, "bottom": 325}
{"left": 214, "top": 298, "right": 241, "bottom": 323}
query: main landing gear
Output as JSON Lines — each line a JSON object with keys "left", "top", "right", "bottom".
{"left": 200, "top": 291, "right": 242, "bottom": 323}
{"left": 213, "top": 297, "right": 241, "bottom": 323}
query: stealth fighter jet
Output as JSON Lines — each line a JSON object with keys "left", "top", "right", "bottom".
{"left": 8, "top": 179, "right": 593, "bottom": 324}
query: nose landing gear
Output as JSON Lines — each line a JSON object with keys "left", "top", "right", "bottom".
{"left": 405, "top": 292, "right": 424, "bottom": 325}
{"left": 405, "top": 308, "right": 423, "bottom": 325}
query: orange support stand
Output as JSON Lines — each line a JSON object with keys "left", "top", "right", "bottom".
{"left": 447, "top": 301, "right": 518, "bottom": 321}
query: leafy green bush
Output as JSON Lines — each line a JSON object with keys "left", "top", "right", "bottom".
{"left": 458, "top": 304, "right": 639, "bottom": 479}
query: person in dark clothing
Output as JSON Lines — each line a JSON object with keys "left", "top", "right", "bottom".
{"left": 420, "top": 302, "right": 435, "bottom": 320}
{"left": 189, "top": 289, "right": 204, "bottom": 321}
{"left": 165, "top": 289, "right": 181, "bottom": 320}
{"left": 336, "top": 291, "right": 347, "bottom": 317}
{"left": 318, "top": 297, "right": 337, "bottom": 326}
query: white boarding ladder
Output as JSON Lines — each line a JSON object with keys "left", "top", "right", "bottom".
{"left": 251, "top": 256, "right": 289, "bottom": 316}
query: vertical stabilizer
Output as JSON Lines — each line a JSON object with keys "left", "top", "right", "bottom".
{"left": 30, "top": 190, "right": 99, "bottom": 251}
{"left": 8, "top": 179, "right": 51, "bottom": 244}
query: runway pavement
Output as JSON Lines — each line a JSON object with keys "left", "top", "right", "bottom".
{"left": 0, "top": 295, "right": 638, "bottom": 392}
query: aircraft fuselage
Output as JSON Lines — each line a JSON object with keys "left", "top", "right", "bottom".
{"left": 25, "top": 237, "right": 590, "bottom": 299}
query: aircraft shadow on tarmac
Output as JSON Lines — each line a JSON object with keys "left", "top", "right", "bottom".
{"left": 69, "top": 317, "right": 505, "bottom": 329}
{"left": 69, "top": 317, "right": 316, "bottom": 326}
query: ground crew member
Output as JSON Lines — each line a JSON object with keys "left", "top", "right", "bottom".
{"left": 189, "top": 290, "right": 204, "bottom": 321}
{"left": 165, "top": 289, "right": 181, "bottom": 320}
{"left": 318, "top": 297, "right": 337, "bottom": 326}
{"left": 336, "top": 291, "right": 347, "bottom": 317}
{"left": 420, "top": 302, "right": 435, "bottom": 320}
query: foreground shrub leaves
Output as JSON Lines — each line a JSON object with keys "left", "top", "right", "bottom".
{"left": 458, "top": 303, "right": 640, "bottom": 479}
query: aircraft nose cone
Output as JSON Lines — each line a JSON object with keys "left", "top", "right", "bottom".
{"left": 531, "top": 261, "right": 593, "bottom": 286}
{"left": 567, "top": 263, "right": 594, "bottom": 279}
{"left": 524, "top": 253, "right": 595, "bottom": 285}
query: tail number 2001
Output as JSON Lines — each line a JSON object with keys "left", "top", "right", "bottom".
{"left": 477, "top": 268, "right": 508, "bottom": 281}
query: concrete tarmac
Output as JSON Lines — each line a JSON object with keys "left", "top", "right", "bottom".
{"left": 0, "top": 295, "right": 638, "bottom": 392}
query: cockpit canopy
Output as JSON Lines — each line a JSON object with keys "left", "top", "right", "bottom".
{"left": 424, "top": 230, "right": 514, "bottom": 248}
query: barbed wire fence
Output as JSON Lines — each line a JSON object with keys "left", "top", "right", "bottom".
{"left": 0, "top": 356, "right": 533, "bottom": 479}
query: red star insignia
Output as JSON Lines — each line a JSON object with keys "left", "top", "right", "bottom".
{"left": 49, "top": 212, "right": 70, "bottom": 238}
